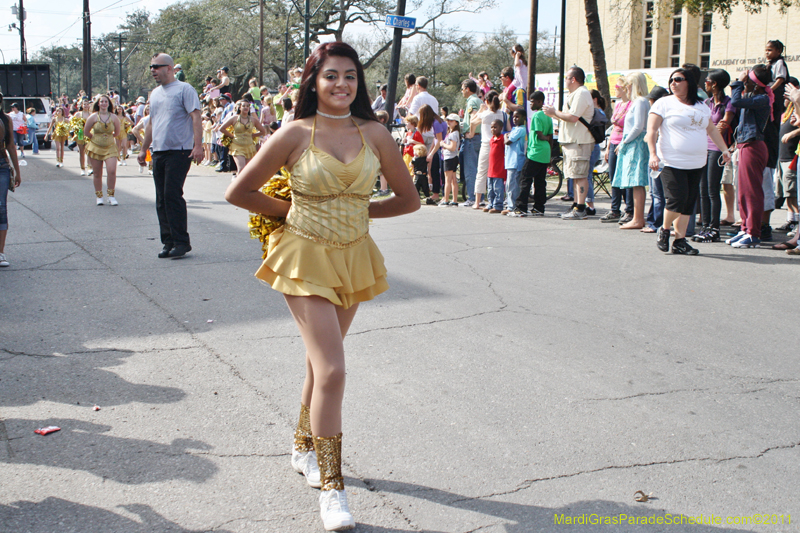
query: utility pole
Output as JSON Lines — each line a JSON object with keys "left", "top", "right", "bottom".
{"left": 118, "top": 35, "right": 124, "bottom": 96}
{"left": 384, "top": 0, "right": 406, "bottom": 129}
{"left": 10, "top": 2, "right": 27, "bottom": 63}
{"left": 528, "top": 0, "right": 537, "bottom": 92}
{"left": 55, "top": 53, "right": 62, "bottom": 96}
{"left": 82, "top": 0, "right": 92, "bottom": 96}
{"left": 259, "top": 0, "right": 264, "bottom": 84}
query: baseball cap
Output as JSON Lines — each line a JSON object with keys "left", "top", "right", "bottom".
{"left": 175, "top": 64, "right": 182, "bottom": 69}
{"left": 136, "top": 96, "right": 146, "bottom": 104}
{"left": 220, "top": 66, "right": 229, "bottom": 72}
{"left": 446, "top": 113, "right": 461, "bottom": 122}
{"left": 219, "top": 93, "right": 231, "bottom": 101}
{"left": 647, "top": 86, "right": 669, "bottom": 101}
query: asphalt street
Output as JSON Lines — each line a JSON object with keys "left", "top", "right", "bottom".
{"left": 1, "top": 147, "right": 799, "bottom": 532}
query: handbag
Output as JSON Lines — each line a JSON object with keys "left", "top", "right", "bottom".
{"left": 16, "top": 124, "right": 28, "bottom": 135}
{"left": 8, "top": 164, "right": 16, "bottom": 193}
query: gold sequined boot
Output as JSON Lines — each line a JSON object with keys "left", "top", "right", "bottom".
{"left": 314, "top": 433, "right": 354, "bottom": 530}
{"left": 107, "top": 188, "right": 118, "bottom": 206}
{"left": 95, "top": 190, "right": 104, "bottom": 206}
{"left": 291, "top": 404, "right": 321, "bottom": 488}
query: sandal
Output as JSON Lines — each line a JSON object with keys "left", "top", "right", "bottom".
{"left": 772, "top": 241, "right": 797, "bottom": 250}
{"left": 787, "top": 248, "right": 800, "bottom": 255}
{"left": 640, "top": 227, "right": 656, "bottom": 233}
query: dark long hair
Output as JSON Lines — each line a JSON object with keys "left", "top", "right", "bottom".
{"left": 294, "top": 42, "right": 377, "bottom": 122}
{"left": 485, "top": 90, "right": 500, "bottom": 112}
{"left": 668, "top": 68, "right": 701, "bottom": 105}
{"left": 92, "top": 94, "right": 115, "bottom": 114}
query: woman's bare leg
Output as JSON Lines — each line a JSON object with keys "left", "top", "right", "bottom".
{"left": 285, "top": 295, "right": 359, "bottom": 437}
{"left": 105, "top": 157, "right": 117, "bottom": 191}
{"left": 79, "top": 144, "right": 86, "bottom": 170}
{"left": 90, "top": 158, "right": 104, "bottom": 191}
{"left": 620, "top": 186, "right": 646, "bottom": 229}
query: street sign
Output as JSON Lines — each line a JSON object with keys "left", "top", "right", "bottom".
{"left": 385, "top": 15, "right": 416, "bottom": 30}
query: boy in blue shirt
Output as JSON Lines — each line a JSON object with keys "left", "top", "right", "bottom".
{"left": 503, "top": 110, "right": 527, "bottom": 213}
{"left": 510, "top": 91, "right": 552, "bottom": 217}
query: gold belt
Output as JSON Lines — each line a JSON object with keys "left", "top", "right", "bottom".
{"left": 285, "top": 223, "right": 368, "bottom": 249}
{"left": 292, "top": 190, "right": 371, "bottom": 202}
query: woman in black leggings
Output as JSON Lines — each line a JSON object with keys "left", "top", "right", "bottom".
{"left": 695, "top": 69, "right": 736, "bottom": 243}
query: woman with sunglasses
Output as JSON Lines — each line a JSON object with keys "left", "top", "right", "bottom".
{"left": 725, "top": 65, "right": 775, "bottom": 248}
{"left": 646, "top": 68, "right": 731, "bottom": 254}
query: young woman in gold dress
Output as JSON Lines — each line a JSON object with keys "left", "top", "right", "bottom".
{"left": 84, "top": 95, "right": 121, "bottom": 205}
{"left": 220, "top": 99, "right": 266, "bottom": 177}
{"left": 45, "top": 107, "right": 69, "bottom": 167}
{"left": 225, "top": 42, "right": 418, "bottom": 531}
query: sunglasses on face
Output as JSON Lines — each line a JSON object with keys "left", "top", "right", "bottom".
{"left": 615, "top": 84, "right": 625, "bottom": 89}
{"left": 669, "top": 76, "right": 687, "bottom": 84}
{"left": 150, "top": 64, "right": 169, "bottom": 70}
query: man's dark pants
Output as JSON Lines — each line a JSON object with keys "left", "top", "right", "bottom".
{"left": 152, "top": 150, "right": 192, "bottom": 247}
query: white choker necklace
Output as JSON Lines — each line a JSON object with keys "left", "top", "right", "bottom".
{"left": 317, "top": 110, "right": 351, "bottom": 119}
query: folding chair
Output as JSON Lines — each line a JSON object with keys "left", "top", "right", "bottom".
{"left": 593, "top": 160, "right": 611, "bottom": 198}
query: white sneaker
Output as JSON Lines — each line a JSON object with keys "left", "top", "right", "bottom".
{"left": 80, "top": 169, "right": 86, "bottom": 176}
{"left": 319, "top": 489, "right": 355, "bottom": 531}
{"left": 139, "top": 165, "right": 144, "bottom": 174}
{"left": 0, "top": 253, "right": 9, "bottom": 267}
{"left": 108, "top": 196, "right": 119, "bottom": 206}
{"left": 88, "top": 169, "right": 93, "bottom": 175}
{"left": 96, "top": 197, "right": 104, "bottom": 206}
{"left": 291, "top": 449, "right": 322, "bottom": 488}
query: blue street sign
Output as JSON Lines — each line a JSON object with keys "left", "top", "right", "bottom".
{"left": 385, "top": 15, "right": 416, "bottom": 30}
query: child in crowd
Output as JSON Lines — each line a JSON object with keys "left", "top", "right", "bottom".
{"left": 440, "top": 113, "right": 462, "bottom": 206}
{"left": 503, "top": 110, "right": 527, "bottom": 213}
{"left": 511, "top": 91, "right": 552, "bottom": 217}
{"left": 485, "top": 119, "right": 507, "bottom": 213}
{"left": 403, "top": 115, "right": 423, "bottom": 176}
{"left": 412, "top": 144, "right": 434, "bottom": 204}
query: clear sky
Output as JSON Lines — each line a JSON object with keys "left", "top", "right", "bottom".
{"left": 0, "top": 0, "right": 560, "bottom": 64}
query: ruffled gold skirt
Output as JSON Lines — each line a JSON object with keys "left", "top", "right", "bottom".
{"left": 255, "top": 226, "right": 388, "bottom": 309}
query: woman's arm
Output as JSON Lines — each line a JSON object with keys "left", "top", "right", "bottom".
{"left": 3, "top": 117, "right": 21, "bottom": 184}
{"left": 730, "top": 81, "right": 770, "bottom": 109}
{"left": 83, "top": 114, "right": 97, "bottom": 140}
{"left": 706, "top": 121, "right": 732, "bottom": 163}
{"left": 427, "top": 130, "right": 443, "bottom": 162}
{"left": 112, "top": 115, "right": 121, "bottom": 138}
{"left": 225, "top": 122, "right": 306, "bottom": 216}
{"left": 252, "top": 117, "right": 267, "bottom": 138}
{"left": 220, "top": 116, "right": 237, "bottom": 139}
{"left": 620, "top": 99, "right": 648, "bottom": 145}
{"left": 645, "top": 112, "right": 662, "bottom": 170}
{"left": 367, "top": 123, "right": 420, "bottom": 218}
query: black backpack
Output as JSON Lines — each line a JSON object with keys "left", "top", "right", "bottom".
{"left": 578, "top": 109, "right": 607, "bottom": 144}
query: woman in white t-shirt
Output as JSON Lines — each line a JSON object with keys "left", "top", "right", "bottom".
{"left": 646, "top": 68, "right": 731, "bottom": 255}
{"left": 468, "top": 91, "right": 504, "bottom": 209}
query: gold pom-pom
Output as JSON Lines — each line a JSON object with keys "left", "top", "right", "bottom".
{"left": 247, "top": 168, "right": 292, "bottom": 259}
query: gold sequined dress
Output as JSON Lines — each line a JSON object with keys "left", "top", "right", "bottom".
{"left": 86, "top": 119, "right": 119, "bottom": 161}
{"left": 52, "top": 120, "right": 69, "bottom": 142}
{"left": 254, "top": 118, "right": 388, "bottom": 309}
{"left": 229, "top": 118, "right": 257, "bottom": 159}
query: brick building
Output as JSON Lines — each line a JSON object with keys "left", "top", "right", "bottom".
{"left": 565, "top": 0, "right": 800, "bottom": 78}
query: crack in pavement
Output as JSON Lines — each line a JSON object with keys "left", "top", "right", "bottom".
{"left": 0, "top": 414, "right": 15, "bottom": 459}
{"left": 580, "top": 377, "right": 800, "bottom": 402}
{"left": 450, "top": 441, "right": 800, "bottom": 503}
{"left": 0, "top": 345, "right": 202, "bottom": 360}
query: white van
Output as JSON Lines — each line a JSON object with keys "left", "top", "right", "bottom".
{"left": 2, "top": 96, "right": 52, "bottom": 148}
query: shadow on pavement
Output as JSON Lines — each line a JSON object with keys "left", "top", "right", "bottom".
{"left": 0, "top": 348, "right": 185, "bottom": 408}
{"left": 0, "top": 498, "right": 234, "bottom": 533}
{"left": 2, "top": 418, "right": 217, "bottom": 484}
{"left": 363, "top": 478, "right": 761, "bottom": 533}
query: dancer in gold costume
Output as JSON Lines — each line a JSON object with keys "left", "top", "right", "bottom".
{"left": 45, "top": 107, "right": 69, "bottom": 167}
{"left": 225, "top": 42, "right": 418, "bottom": 531}
{"left": 219, "top": 99, "right": 266, "bottom": 177}
{"left": 84, "top": 95, "right": 121, "bottom": 206}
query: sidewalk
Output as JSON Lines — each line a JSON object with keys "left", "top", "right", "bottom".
{"left": 1, "top": 147, "right": 798, "bottom": 532}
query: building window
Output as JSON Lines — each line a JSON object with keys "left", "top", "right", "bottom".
{"left": 669, "top": 8, "right": 682, "bottom": 68}
{"left": 643, "top": 2, "right": 654, "bottom": 69}
{"left": 699, "top": 12, "right": 712, "bottom": 69}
